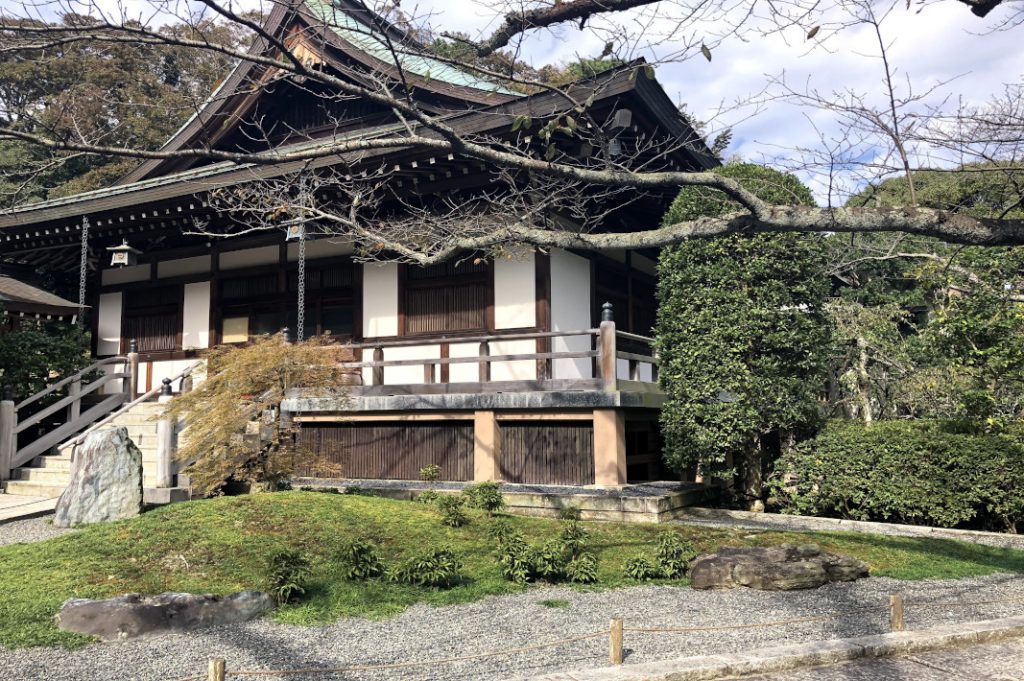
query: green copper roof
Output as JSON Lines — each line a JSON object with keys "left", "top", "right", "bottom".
{"left": 306, "top": 0, "right": 518, "bottom": 95}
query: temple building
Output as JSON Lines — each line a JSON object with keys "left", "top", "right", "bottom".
{"left": 0, "top": 0, "right": 716, "bottom": 497}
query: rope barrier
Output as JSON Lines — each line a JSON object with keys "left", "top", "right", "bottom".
{"left": 179, "top": 593, "right": 1024, "bottom": 681}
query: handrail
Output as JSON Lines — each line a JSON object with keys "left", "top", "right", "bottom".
{"left": 15, "top": 356, "right": 129, "bottom": 410}
{"left": 346, "top": 328, "right": 599, "bottom": 350}
{"left": 14, "top": 373, "right": 130, "bottom": 434}
{"left": 342, "top": 350, "right": 597, "bottom": 370}
{"left": 66, "top": 361, "right": 203, "bottom": 448}
{"left": 615, "top": 330, "right": 655, "bottom": 344}
{"left": 616, "top": 351, "right": 660, "bottom": 365}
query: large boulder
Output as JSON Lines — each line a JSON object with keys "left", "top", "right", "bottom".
{"left": 56, "top": 591, "right": 274, "bottom": 640}
{"left": 54, "top": 427, "right": 143, "bottom": 528}
{"left": 690, "top": 544, "right": 869, "bottom": 591}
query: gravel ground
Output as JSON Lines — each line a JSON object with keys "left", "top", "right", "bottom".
{"left": 3, "top": 574, "right": 1024, "bottom": 681}
{"left": 0, "top": 517, "right": 75, "bottom": 547}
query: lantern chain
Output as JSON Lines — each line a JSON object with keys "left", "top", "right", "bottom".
{"left": 77, "top": 216, "right": 89, "bottom": 327}
{"left": 296, "top": 228, "right": 306, "bottom": 342}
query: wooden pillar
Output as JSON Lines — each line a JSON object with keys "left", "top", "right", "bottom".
{"left": 127, "top": 339, "right": 139, "bottom": 400}
{"left": 0, "top": 390, "right": 15, "bottom": 482}
{"left": 473, "top": 410, "right": 500, "bottom": 481}
{"left": 593, "top": 408, "right": 626, "bottom": 486}
{"left": 599, "top": 303, "right": 617, "bottom": 392}
{"left": 155, "top": 379, "right": 176, "bottom": 488}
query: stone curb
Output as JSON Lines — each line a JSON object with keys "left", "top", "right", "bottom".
{"left": 524, "top": 614, "right": 1024, "bottom": 681}
{"left": 673, "top": 507, "right": 1024, "bottom": 548}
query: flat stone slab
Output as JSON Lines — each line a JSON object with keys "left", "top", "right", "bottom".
{"left": 56, "top": 591, "right": 274, "bottom": 641}
{"left": 0, "top": 495, "right": 57, "bottom": 523}
{"left": 690, "top": 544, "right": 869, "bottom": 590}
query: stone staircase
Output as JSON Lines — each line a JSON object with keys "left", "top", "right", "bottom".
{"left": 2, "top": 401, "right": 168, "bottom": 499}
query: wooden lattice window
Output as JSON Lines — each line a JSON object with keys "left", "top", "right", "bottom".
{"left": 123, "top": 285, "right": 182, "bottom": 352}
{"left": 404, "top": 261, "right": 489, "bottom": 335}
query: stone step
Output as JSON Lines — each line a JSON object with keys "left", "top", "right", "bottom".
{"left": 13, "top": 468, "right": 71, "bottom": 484}
{"left": 2, "top": 480, "right": 67, "bottom": 498}
{"left": 34, "top": 455, "right": 72, "bottom": 469}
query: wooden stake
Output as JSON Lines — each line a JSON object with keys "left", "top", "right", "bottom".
{"left": 208, "top": 658, "right": 226, "bottom": 681}
{"left": 609, "top": 617, "right": 624, "bottom": 665}
{"left": 889, "top": 594, "right": 905, "bottom": 632}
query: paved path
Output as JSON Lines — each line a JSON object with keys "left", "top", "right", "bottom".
{"left": 0, "top": 494, "right": 56, "bottom": 523}
{"left": 737, "top": 637, "right": 1024, "bottom": 680}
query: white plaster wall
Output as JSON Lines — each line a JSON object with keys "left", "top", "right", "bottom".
{"left": 490, "top": 339, "right": 537, "bottom": 381}
{"left": 147, "top": 359, "right": 205, "bottom": 393}
{"left": 286, "top": 239, "right": 354, "bottom": 261}
{"left": 494, "top": 254, "right": 536, "bottom": 329}
{"left": 101, "top": 265, "right": 149, "bottom": 286}
{"left": 616, "top": 358, "right": 655, "bottom": 383}
{"left": 362, "top": 344, "right": 442, "bottom": 386}
{"left": 220, "top": 245, "right": 278, "bottom": 270}
{"left": 448, "top": 341, "right": 481, "bottom": 383}
{"left": 97, "top": 292, "right": 123, "bottom": 356}
{"left": 182, "top": 281, "right": 211, "bottom": 350}
{"left": 362, "top": 263, "right": 398, "bottom": 338}
{"left": 550, "top": 250, "right": 593, "bottom": 379}
{"left": 158, "top": 255, "right": 211, "bottom": 279}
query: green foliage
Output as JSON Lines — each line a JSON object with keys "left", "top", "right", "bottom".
{"left": 559, "top": 518, "right": 589, "bottom": 556}
{"left": 462, "top": 481, "right": 505, "bottom": 515}
{"left": 417, "top": 490, "right": 440, "bottom": 505}
{"left": 770, "top": 420, "right": 1024, "bottom": 532}
{"left": 163, "top": 334, "right": 351, "bottom": 496}
{"left": 487, "top": 519, "right": 523, "bottom": 548}
{"left": 338, "top": 539, "right": 384, "bottom": 581}
{"left": 656, "top": 163, "right": 831, "bottom": 496}
{"left": 266, "top": 550, "right": 311, "bottom": 605}
{"left": 624, "top": 555, "right": 662, "bottom": 581}
{"left": 419, "top": 464, "right": 441, "bottom": 483}
{"left": 654, "top": 532, "right": 697, "bottom": 578}
{"left": 0, "top": 320, "right": 92, "bottom": 400}
{"left": 565, "top": 553, "right": 599, "bottom": 584}
{"left": 389, "top": 547, "right": 463, "bottom": 588}
{"left": 557, "top": 505, "right": 583, "bottom": 522}
{"left": 538, "top": 599, "right": 571, "bottom": 609}
{"left": 436, "top": 495, "right": 469, "bottom": 527}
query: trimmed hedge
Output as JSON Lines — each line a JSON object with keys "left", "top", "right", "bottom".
{"left": 769, "top": 420, "right": 1024, "bottom": 532}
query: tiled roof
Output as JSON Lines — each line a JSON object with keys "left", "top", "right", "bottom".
{"left": 0, "top": 276, "right": 79, "bottom": 310}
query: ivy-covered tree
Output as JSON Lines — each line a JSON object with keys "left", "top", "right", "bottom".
{"left": 655, "top": 163, "right": 832, "bottom": 508}
{"left": 0, "top": 317, "right": 92, "bottom": 399}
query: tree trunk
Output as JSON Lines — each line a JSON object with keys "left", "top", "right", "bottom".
{"left": 739, "top": 435, "right": 765, "bottom": 512}
{"left": 856, "top": 335, "right": 874, "bottom": 425}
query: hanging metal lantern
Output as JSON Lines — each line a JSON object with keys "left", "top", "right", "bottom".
{"left": 107, "top": 240, "right": 141, "bottom": 268}
{"left": 283, "top": 218, "right": 306, "bottom": 241}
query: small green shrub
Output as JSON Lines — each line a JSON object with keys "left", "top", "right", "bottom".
{"left": 529, "top": 540, "right": 568, "bottom": 581}
{"left": 267, "top": 550, "right": 311, "bottom": 605}
{"left": 338, "top": 539, "right": 384, "bottom": 580}
{"left": 539, "top": 599, "right": 571, "bottom": 609}
{"left": 417, "top": 490, "right": 440, "bottom": 505}
{"left": 497, "top": 535, "right": 534, "bottom": 584}
{"left": 655, "top": 532, "right": 696, "bottom": 578}
{"left": 560, "top": 519, "right": 589, "bottom": 557}
{"left": 390, "top": 548, "right": 463, "bottom": 588}
{"left": 419, "top": 464, "right": 442, "bottom": 483}
{"left": 624, "top": 554, "right": 662, "bottom": 581}
{"left": 487, "top": 519, "right": 523, "bottom": 548}
{"left": 437, "top": 495, "right": 469, "bottom": 527}
{"left": 769, "top": 420, "right": 1024, "bottom": 532}
{"left": 463, "top": 481, "right": 505, "bottom": 515}
{"left": 565, "top": 552, "right": 598, "bottom": 583}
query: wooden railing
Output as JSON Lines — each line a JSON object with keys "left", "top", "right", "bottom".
{"left": 0, "top": 343, "right": 140, "bottom": 481}
{"left": 342, "top": 303, "right": 660, "bottom": 393}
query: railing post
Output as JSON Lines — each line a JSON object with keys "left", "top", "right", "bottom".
{"left": 127, "top": 339, "right": 140, "bottom": 401}
{"left": 423, "top": 361, "right": 435, "bottom": 384}
{"left": 599, "top": 302, "right": 617, "bottom": 392}
{"left": 155, "top": 378, "right": 176, "bottom": 488}
{"left": 69, "top": 378, "right": 82, "bottom": 423}
{"left": 479, "top": 340, "right": 491, "bottom": 383}
{"left": 0, "top": 385, "right": 15, "bottom": 482}
{"left": 372, "top": 346, "right": 384, "bottom": 386}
